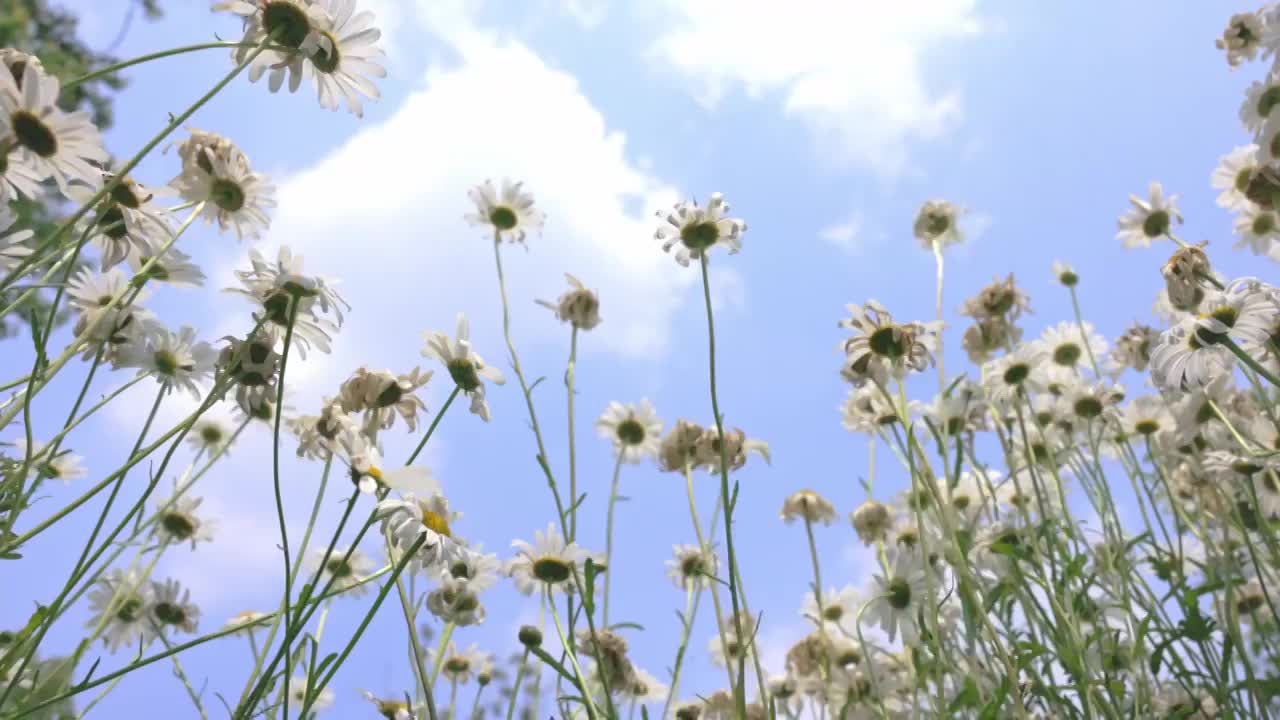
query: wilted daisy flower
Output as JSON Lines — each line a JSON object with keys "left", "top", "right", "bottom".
{"left": 1110, "top": 323, "right": 1160, "bottom": 374}
{"left": 1218, "top": 11, "right": 1265, "bottom": 67}
{"left": 912, "top": 199, "right": 964, "bottom": 249}
{"left": 228, "top": 245, "right": 347, "bottom": 355}
{"left": 215, "top": 0, "right": 331, "bottom": 94}
{"left": 1213, "top": 144, "right": 1261, "bottom": 211}
{"left": 289, "top": 396, "right": 353, "bottom": 460}
{"left": 1243, "top": 71, "right": 1280, "bottom": 136}
{"left": 841, "top": 384, "right": 907, "bottom": 433}
{"left": 310, "top": 546, "right": 375, "bottom": 596}
{"left": 126, "top": 246, "right": 206, "bottom": 288}
{"left": 427, "top": 573, "right": 486, "bottom": 626}
{"left": 840, "top": 300, "right": 942, "bottom": 385}
{"left": 1233, "top": 205, "right": 1280, "bottom": 256}
{"left": 656, "top": 419, "right": 705, "bottom": 473}
{"left": 465, "top": 178, "right": 544, "bottom": 244}
{"left": 780, "top": 489, "right": 837, "bottom": 525}
{"left": 287, "top": 677, "right": 335, "bottom": 712}
{"left": 961, "top": 273, "right": 1033, "bottom": 323}
{"left": 507, "top": 523, "right": 587, "bottom": 596}
{"left": 0, "top": 206, "right": 33, "bottom": 275}
{"left": 665, "top": 544, "right": 718, "bottom": 590}
{"left": 694, "top": 424, "right": 770, "bottom": 474}
{"left": 851, "top": 499, "right": 893, "bottom": 546}
{"left": 0, "top": 63, "right": 107, "bottom": 195}
{"left": 307, "top": 0, "right": 387, "bottom": 117}
{"left": 86, "top": 569, "right": 153, "bottom": 652}
{"left": 595, "top": 400, "right": 662, "bottom": 463}
{"left": 422, "top": 312, "right": 505, "bottom": 421}
{"left": 537, "top": 273, "right": 601, "bottom": 330}
{"left": 338, "top": 366, "right": 432, "bottom": 432}
{"left": 146, "top": 578, "right": 200, "bottom": 639}
{"left": 1038, "top": 320, "right": 1108, "bottom": 370}
{"left": 654, "top": 192, "right": 747, "bottom": 266}
{"left": 119, "top": 325, "right": 216, "bottom": 399}
{"left": 620, "top": 667, "right": 668, "bottom": 704}
{"left": 1161, "top": 243, "right": 1218, "bottom": 313}
{"left": 11, "top": 439, "right": 87, "bottom": 483}
{"left": 962, "top": 315, "right": 1022, "bottom": 364}
{"left": 169, "top": 130, "right": 276, "bottom": 241}
{"left": 1115, "top": 182, "right": 1182, "bottom": 248}
{"left": 154, "top": 495, "right": 215, "bottom": 550}
{"left": 376, "top": 492, "right": 459, "bottom": 573}
{"left": 802, "top": 585, "right": 861, "bottom": 634}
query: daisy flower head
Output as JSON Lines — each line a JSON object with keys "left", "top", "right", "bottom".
{"left": 170, "top": 133, "right": 276, "bottom": 242}
{"left": 289, "top": 396, "right": 354, "bottom": 460}
{"left": 288, "top": 677, "right": 335, "bottom": 712}
{"left": 0, "top": 205, "right": 33, "bottom": 275}
{"left": 981, "top": 343, "right": 1047, "bottom": 410}
{"left": 443, "top": 546, "right": 502, "bottom": 593}
{"left": 961, "top": 273, "right": 1033, "bottom": 323}
{"left": 1115, "top": 395, "right": 1174, "bottom": 440}
{"left": 427, "top": 574, "right": 486, "bottom": 626}
{"left": 507, "top": 522, "right": 588, "bottom": 596}
{"left": 866, "top": 552, "right": 928, "bottom": 644}
{"left": 1218, "top": 11, "right": 1265, "bottom": 67}
{"left": 918, "top": 379, "right": 988, "bottom": 437}
{"left": 435, "top": 643, "right": 492, "bottom": 685}
{"left": 780, "top": 489, "right": 837, "bottom": 525}
{"left": 119, "top": 325, "right": 216, "bottom": 399}
{"left": 360, "top": 690, "right": 418, "bottom": 720}
{"left": 10, "top": 439, "right": 86, "bottom": 483}
{"left": 1052, "top": 259, "right": 1078, "bottom": 287}
{"left": 912, "top": 198, "right": 964, "bottom": 250}
{"left": 154, "top": 495, "right": 215, "bottom": 550}
{"left": 218, "top": 331, "right": 282, "bottom": 415}
{"left": 537, "top": 272, "right": 601, "bottom": 330}
{"left": 228, "top": 245, "right": 347, "bottom": 356}
{"left": 214, "top": 0, "right": 332, "bottom": 93}
{"left": 66, "top": 268, "right": 157, "bottom": 366}
{"left": 86, "top": 569, "right": 154, "bottom": 653}
{"left": 1109, "top": 323, "right": 1159, "bottom": 374}
{"left": 338, "top": 366, "right": 432, "bottom": 433}
{"left": 1162, "top": 242, "right": 1218, "bottom": 310}
{"left": 0, "top": 61, "right": 108, "bottom": 195}
{"left": 654, "top": 192, "right": 747, "bottom": 266}
{"left": 310, "top": 545, "right": 376, "bottom": 596}
{"left": 1234, "top": 204, "right": 1280, "bottom": 256}
{"left": 665, "top": 544, "right": 718, "bottom": 590}
{"left": 839, "top": 300, "right": 942, "bottom": 385}
{"left": 422, "top": 312, "right": 505, "bottom": 421}
{"left": 1194, "top": 277, "right": 1280, "bottom": 350}
{"left": 656, "top": 418, "right": 705, "bottom": 473}
{"left": 694, "top": 424, "right": 770, "bottom": 474}
{"left": 223, "top": 609, "right": 269, "bottom": 634}
{"left": 941, "top": 470, "right": 995, "bottom": 527}
{"left": 1038, "top": 320, "right": 1109, "bottom": 370}
{"left": 465, "top": 178, "right": 544, "bottom": 244}
{"left": 1116, "top": 181, "right": 1182, "bottom": 248}
{"left": 802, "top": 585, "right": 861, "bottom": 634}
{"left": 146, "top": 578, "right": 200, "bottom": 639}
{"left": 851, "top": 499, "right": 893, "bottom": 546}
{"left": 127, "top": 246, "right": 206, "bottom": 288}
{"left": 842, "top": 384, "right": 907, "bottom": 433}
{"left": 72, "top": 173, "right": 174, "bottom": 270}
{"left": 620, "top": 667, "right": 668, "bottom": 704}
{"left": 1212, "top": 144, "right": 1261, "bottom": 211}
{"left": 1244, "top": 71, "right": 1280, "bottom": 136}
{"left": 376, "top": 492, "right": 460, "bottom": 574}
{"left": 707, "top": 613, "right": 756, "bottom": 669}
{"left": 336, "top": 427, "right": 436, "bottom": 495}
{"left": 304, "top": 0, "right": 387, "bottom": 116}
{"left": 962, "top": 315, "right": 1022, "bottom": 364}
{"left": 595, "top": 399, "right": 662, "bottom": 463}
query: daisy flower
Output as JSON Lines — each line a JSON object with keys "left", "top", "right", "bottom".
{"left": 338, "top": 366, "right": 432, "bottom": 432}
{"left": 308, "top": 0, "right": 387, "bottom": 117}
{"left": 146, "top": 578, "right": 200, "bottom": 640}
{"left": 654, "top": 192, "right": 747, "bottom": 266}
{"left": 665, "top": 544, "right": 718, "bottom": 590}
{"left": 170, "top": 132, "right": 276, "bottom": 241}
{"left": 360, "top": 690, "right": 418, "bottom": 720}
{"left": 802, "top": 585, "right": 862, "bottom": 635}
{"left": 335, "top": 428, "right": 435, "bottom": 495}
{"left": 1218, "top": 11, "right": 1265, "bottom": 67}
{"left": 227, "top": 245, "right": 346, "bottom": 356}
{"left": 215, "top": 0, "right": 332, "bottom": 94}
{"left": 435, "top": 643, "right": 492, "bottom": 684}
{"left": 444, "top": 547, "right": 502, "bottom": 593}
{"left": 916, "top": 380, "right": 988, "bottom": 436}
{"left": 427, "top": 572, "right": 487, "bottom": 626}
{"left": 465, "top": 178, "right": 545, "bottom": 244}
{"left": 0, "top": 205, "right": 33, "bottom": 275}
{"left": 912, "top": 198, "right": 965, "bottom": 250}
{"left": 1243, "top": 71, "right": 1280, "bottom": 136}
{"left": 1234, "top": 205, "right": 1280, "bottom": 256}
{"left": 287, "top": 677, "right": 335, "bottom": 712}
{"left": 1109, "top": 323, "right": 1159, "bottom": 374}
{"left": 655, "top": 418, "right": 705, "bottom": 473}
{"left": 223, "top": 610, "right": 270, "bottom": 635}
{"left": 1038, "top": 320, "right": 1108, "bottom": 370}
{"left": 376, "top": 492, "right": 459, "bottom": 573}
{"left": 620, "top": 667, "right": 668, "bottom": 704}
{"left": 694, "top": 424, "right": 770, "bottom": 474}
{"left": 981, "top": 343, "right": 1047, "bottom": 410}
{"left": 961, "top": 273, "right": 1033, "bottom": 323}
{"left": 865, "top": 553, "right": 929, "bottom": 644}
{"left": 850, "top": 499, "right": 893, "bottom": 546}
{"left": 71, "top": 174, "right": 173, "bottom": 270}
{"left": 840, "top": 300, "right": 941, "bottom": 386}
{"left": 0, "top": 62, "right": 107, "bottom": 195}
{"left": 127, "top": 246, "right": 206, "bottom": 288}
{"left": 1052, "top": 259, "right": 1078, "bottom": 286}
{"left": 537, "top": 272, "right": 601, "bottom": 330}
{"left": 780, "top": 489, "right": 837, "bottom": 525}
{"left": 1212, "top": 144, "right": 1261, "bottom": 211}
{"left": 1115, "top": 395, "right": 1174, "bottom": 439}
{"left": 119, "top": 325, "right": 217, "bottom": 399}
{"left": 12, "top": 439, "right": 87, "bottom": 483}
{"left": 86, "top": 570, "right": 154, "bottom": 653}
{"left": 595, "top": 399, "right": 663, "bottom": 463}
{"left": 507, "top": 522, "right": 588, "bottom": 596}
{"left": 1115, "top": 181, "right": 1182, "bottom": 248}
{"left": 707, "top": 613, "right": 755, "bottom": 669}
{"left": 310, "top": 546, "right": 376, "bottom": 596}
{"left": 153, "top": 495, "right": 216, "bottom": 550}
{"left": 422, "top": 312, "right": 506, "bottom": 421}
{"left": 842, "top": 384, "right": 909, "bottom": 433}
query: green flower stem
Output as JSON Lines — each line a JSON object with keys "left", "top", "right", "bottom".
{"left": 428, "top": 621, "right": 456, "bottom": 689}
{"left": 1224, "top": 337, "right": 1280, "bottom": 389}
{"left": 602, "top": 454, "right": 624, "bottom": 627}
{"left": 62, "top": 41, "right": 293, "bottom": 90}
{"left": 157, "top": 627, "right": 209, "bottom": 719}
{"left": 546, "top": 590, "right": 600, "bottom": 720}
{"left": 697, "top": 254, "right": 749, "bottom": 714}
{"left": 931, "top": 237, "right": 947, "bottom": 392}
{"left": 505, "top": 649, "right": 530, "bottom": 720}
{"left": 270, "top": 299, "right": 301, "bottom": 719}
{"left": 683, "top": 465, "right": 734, "bottom": 692}
{"left": 1068, "top": 285, "right": 1102, "bottom": 377}
{"left": 392, "top": 562, "right": 437, "bottom": 720}
{"left": 661, "top": 584, "right": 702, "bottom": 720}
{"left": 567, "top": 326, "right": 580, "bottom": 540}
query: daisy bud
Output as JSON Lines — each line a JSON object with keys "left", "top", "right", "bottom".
{"left": 518, "top": 625, "right": 543, "bottom": 648}
{"left": 850, "top": 500, "right": 893, "bottom": 546}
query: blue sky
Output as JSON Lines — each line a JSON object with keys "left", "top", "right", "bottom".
{"left": 2, "top": 0, "right": 1272, "bottom": 717}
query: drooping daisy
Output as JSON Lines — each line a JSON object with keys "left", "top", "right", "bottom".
{"left": 1115, "top": 181, "right": 1182, "bottom": 248}
{"left": 912, "top": 198, "right": 965, "bottom": 250}
{"left": 287, "top": 677, "right": 335, "bottom": 712}
{"left": 86, "top": 570, "right": 153, "bottom": 653}
{"left": 960, "top": 273, "right": 1033, "bottom": 323}
{"left": 840, "top": 300, "right": 942, "bottom": 385}
{"left": 654, "top": 192, "right": 747, "bottom": 266}
{"left": 186, "top": 418, "right": 234, "bottom": 457}
{"left": 595, "top": 399, "right": 662, "bottom": 463}
{"left": 1212, "top": 144, "right": 1261, "bottom": 211}
{"left": 707, "top": 612, "right": 756, "bottom": 669}
{"left": 376, "top": 492, "right": 459, "bottom": 573}
{"left": 1038, "top": 320, "right": 1108, "bottom": 370}
{"left": 693, "top": 424, "right": 770, "bottom": 474}
{"left": 422, "top": 312, "right": 506, "bottom": 422}
{"left": 170, "top": 133, "right": 276, "bottom": 241}
{"left": 842, "top": 384, "right": 908, "bottom": 433}
{"left": 464, "top": 178, "right": 545, "bottom": 244}
{"left": 0, "top": 62, "right": 107, "bottom": 195}
{"left": 664, "top": 544, "right": 718, "bottom": 590}
{"left": 537, "top": 272, "right": 601, "bottom": 330}
{"left": 655, "top": 419, "right": 705, "bottom": 473}
{"left": 507, "top": 522, "right": 588, "bottom": 596}
{"left": 153, "top": 495, "right": 216, "bottom": 550}
{"left": 0, "top": 206, "right": 33, "bottom": 276}
{"left": 427, "top": 572, "right": 487, "bottom": 626}
{"left": 865, "top": 553, "right": 928, "bottom": 643}
{"left": 620, "top": 667, "right": 668, "bottom": 704}
{"left": 850, "top": 499, "right": 893, "bottom": 546}
{"left": 118, "top": 325, "right": 217, "bottom": 399}
{"left": 308, "top": 0, "right": 387, "bottom": 117}
{"left": 310, "top": 546, "right": 376, "bottom": 596}
{"left": 146, "top": 578, "right": 200, "bottom": 640}
{"left": 338, "top": 366, "right": 432, "bottom": 432}
{"left": 1243, "top": 71, "right": 1280, "bottom": 136}
{"left": 127, "top": 246, "right": 206, "bottom": 288}
{"left": 1109, "top": 323, "right": 1159, "bottom": 374}
{"left": 780, "top": 489, "right": 837, "bottom": 525}
{"left": 1218, "top": 11, "right": 1266, "bottom": 67}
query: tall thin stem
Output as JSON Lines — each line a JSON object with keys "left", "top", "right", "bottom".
{"left": 567, "top": 327, "right": 580, "bottom": 540}
{"left": 602, "top": 454, "right": 624, "bottom": 627}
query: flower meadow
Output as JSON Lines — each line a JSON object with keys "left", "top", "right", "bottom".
{"left": 4, "top": 2, "right": 1280, "bottom": 720}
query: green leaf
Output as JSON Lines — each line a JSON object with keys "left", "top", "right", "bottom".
{"left": 583, "top": 558, "right": 599, "bottom": 616}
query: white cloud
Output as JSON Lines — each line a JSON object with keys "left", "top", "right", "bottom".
{"left": 819, "top": 214, "right": 864, "bottom": 254}
{"left": 649, "top": 1, "right": 984, "bottom": 177}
